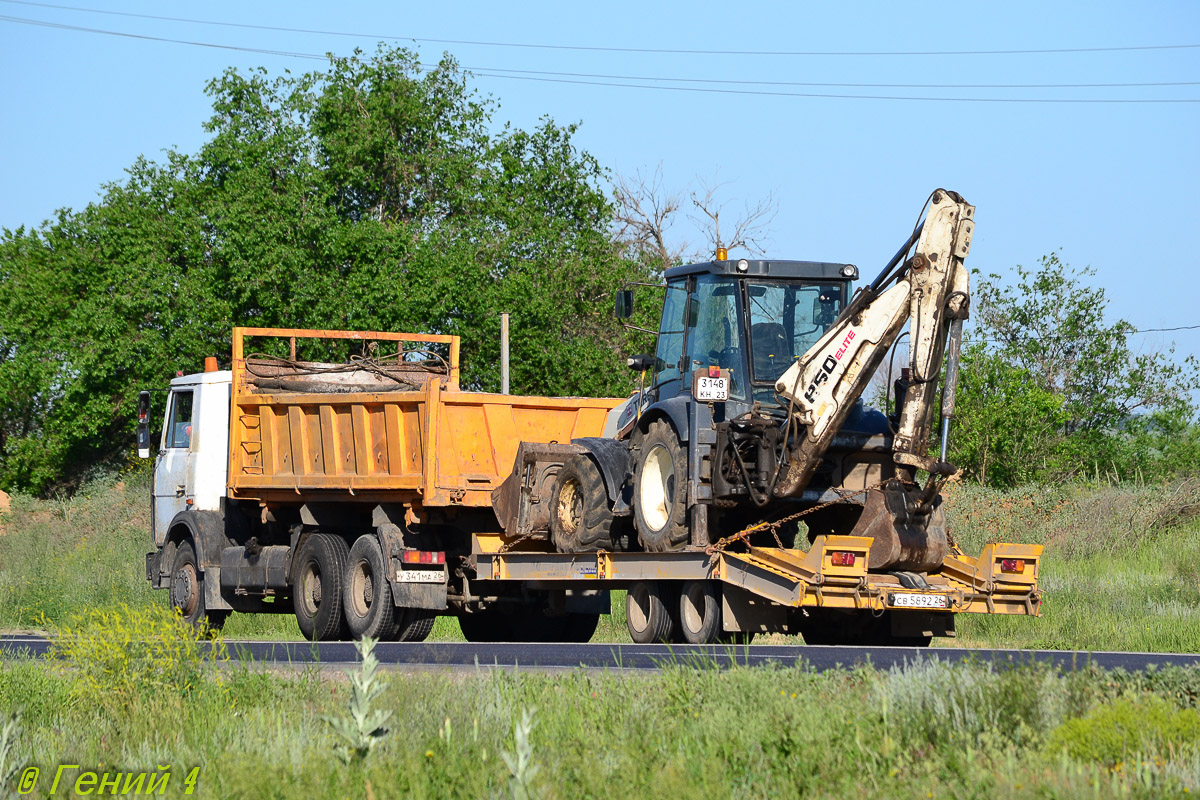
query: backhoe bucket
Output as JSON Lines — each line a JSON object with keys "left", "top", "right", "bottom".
{"left": 850, "top": 483, "right": 948, "bottom": 572}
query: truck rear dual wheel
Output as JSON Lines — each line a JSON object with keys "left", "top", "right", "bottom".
{"left": 550, "top": 455, "right": 627, "bottom": 553}
{"left": 293, "top": 533, "right": 350, "bottom": 642}
{"left": 634, "top": 420, "right": 690, "bottom": 552}
{"left": 343, "top": 535, "right": 401, "bottom": 640}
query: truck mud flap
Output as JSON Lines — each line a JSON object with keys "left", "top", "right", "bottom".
{"left": 391, "top": 581, "right": 448, "bottom": 610}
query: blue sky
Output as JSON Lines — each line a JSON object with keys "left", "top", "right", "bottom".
{"left": 1, "top": 0, "right": 1197, "bottom": 365}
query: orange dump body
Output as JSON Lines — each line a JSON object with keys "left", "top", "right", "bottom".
{"left": 227, "top": 327, "right": 623, "bottom": 509}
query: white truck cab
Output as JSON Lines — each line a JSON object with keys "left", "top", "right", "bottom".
{"left": 150, "top": 371, "right": 231, "bottom": 546}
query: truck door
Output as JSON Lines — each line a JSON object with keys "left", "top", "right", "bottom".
{"left": 152, "top": 387, "right": 195, "bottom": 546}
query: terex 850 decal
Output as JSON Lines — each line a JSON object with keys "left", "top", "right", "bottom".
{"left": 803, "top": 329, "right": 856, "bottom": 403}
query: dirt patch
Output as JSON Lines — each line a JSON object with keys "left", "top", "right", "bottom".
{"left": 0, "top": 489, "right": 8, "bottom": 535}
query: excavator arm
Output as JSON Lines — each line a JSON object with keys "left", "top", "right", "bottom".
{"left": 772, "top": 189, "right": 975, "bottom": 571}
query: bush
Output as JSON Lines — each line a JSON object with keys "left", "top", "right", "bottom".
{"left": 1048, "top": 696, "right": 1200, "bottom": 766}
{"left": 48, "top": 603, "right": 226, "bottom": 709}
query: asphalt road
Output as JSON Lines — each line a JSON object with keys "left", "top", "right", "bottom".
{"left": 4, "top": 634, "right": 1200, "bottom": 672}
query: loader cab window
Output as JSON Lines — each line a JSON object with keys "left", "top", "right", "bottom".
{"left": 165, "top": 390, "right": 194, "bottom": 449}
{"left": 685, "top": 275, "right": 744, "bottom": 399}
{"left": 653, "top": 279, "right": 689, "bottom": 389}
{"left": 746, "top": 280, "right": 846, "bottom": 399}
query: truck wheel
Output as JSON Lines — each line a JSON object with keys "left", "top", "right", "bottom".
{"left": 678, "top": 580, "right": 722, "bottom": 644}
{"left": 550, "top": 455, "right": 620, "bottom": 553}
{"left": 458, "top": 609, "right": 511, "bottom": 642}
{"left": 293, "top": 533, "right": 350, "bottom": 642}
{"left": 169, "top": 540, "right": 223, "bottom": 631}
{"left": 625, "top": 580, "right": 675, "bottom": 643}
{"left": 343, "top": 535, "right": 401, "bottom": 640}
{"left": 395, "top": 608, "right": 436, "bottom": 642}
{"left": 633, "top": 420, "right": 689, "bottom": 552}
{"left": 562, "top": 612, "right": 600, "bottom": 643}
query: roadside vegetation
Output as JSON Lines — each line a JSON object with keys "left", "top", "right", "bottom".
{"left": 4, "top": 611, "right": 1200, "bottom": 798}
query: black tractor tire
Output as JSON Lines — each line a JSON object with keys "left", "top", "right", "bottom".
{"left": 633, "top": 420, "right": 690, "bottom": 552}
{"left": 292, "top": 533, "right": 351, "bottom": 642}
{"left": 395, "top": 608, "right": 436, "bottom": 642}
{"left": 550, "top": 455, "right": 621, "bottom": 553}
{"left": 169, "top": 540, "right": 228, "bottom": 633}
{"left": 343, "top": 535, "right": 401, "bottom": 641}
{"left": 677, "top": 580, "right": 722, "bottom": 644}
{"left": 625, "top": 580, "right": 675, "bottom": 643}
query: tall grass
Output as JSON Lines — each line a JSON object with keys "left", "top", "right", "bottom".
{"left": 5, "top": 623, "right": 1200, "bottom": 798}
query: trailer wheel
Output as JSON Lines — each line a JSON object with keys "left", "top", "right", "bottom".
{"left": 292, "top": 533, "right": 350, "bottom": 642}
{"left": 550, "top": 455, "right": 621, "bottom": 553}
{"left": 169, "top": 540, "right": 228, "bottom": 632}
{"left": 678, "top": 580, "right": 722, "bottom": 644}
{"left": 625, "top": 580, "right": 675, "bottom": 643}
{"left": 562, "top": 612, "right": 600, "bottom": 643}
{"left": 457, "top": 609, "right": 510, "bottom": 642}
{"left": 395, "top": 608, "right": 436, "bottom": 642}
{"left": 633, "top": 420, "right": 689, "bottom": 552}
{"left": 343, "top": 535, "right": 401, "bottom": 641}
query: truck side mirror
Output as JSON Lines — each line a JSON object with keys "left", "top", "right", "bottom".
{"left": 137, "top": 391, "right": 152, "bottom": 458}
{"left": 615, "top": 290, "right": 634, "bottom": 319}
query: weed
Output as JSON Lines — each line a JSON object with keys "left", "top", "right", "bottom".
{"left": 501, "top": 708, "right": 541, "bottom": 800}
{"left": 322, "top": 637, "right": 392, "bottom": 765}
{"left": 0, "top": 709, "right": 20, "bottom": 790}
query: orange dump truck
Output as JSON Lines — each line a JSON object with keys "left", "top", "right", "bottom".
{"left": 141, "top": 325, "right": 1041, "bottom": 644}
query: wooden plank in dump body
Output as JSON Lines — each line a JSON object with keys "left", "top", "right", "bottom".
{"left": 226, "top": 327, "right": 624, "bottom": 508}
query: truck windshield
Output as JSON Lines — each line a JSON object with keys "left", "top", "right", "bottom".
{"left": 746, "top": 281, "right": 845, "bottom": 386}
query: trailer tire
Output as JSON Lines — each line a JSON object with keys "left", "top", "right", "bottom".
{"left": 169, "top": 540, "right": 227, "bottom": 632}
{"left": 626, "top": 581, "right": 675, "bottom": 643}
{"left": 678, "top": 580, "right": 722, "bottom": 644}
{"left": 633, "top": 420, "right": 689, "bottom": 552}
{"left": 293, "top": 533, "right": 350, "bottom": 642}
{"left": 395, "top": 608, "right": 436, "bottom": 642}
{"left": 550, "top": 455, "right": 622, "bottom": 553}
{"left": 343, "top": 535, "right": 401, "bottom": 641}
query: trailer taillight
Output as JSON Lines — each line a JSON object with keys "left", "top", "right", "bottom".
{"left": 830, "top": 551, "right": 856, "bottom": 567}
{"left": 1000, "top": 558, "right": 1026, "bottom": 574}
{"left": 402, "top": 550, "right": 445, "bottom": 565}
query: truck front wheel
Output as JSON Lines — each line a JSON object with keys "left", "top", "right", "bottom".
{"left": 633, "top": 420, "right": 689, "bottom": 552}
{"left": 343, "top": 535, "right": 401, "bottom": 640}
{"left": 550, "top": 455, "right": 623, "bottom": 553}
{"left": 169, "top": 540, "right": 228, "bottom": 632}
{"left": 293, "top": 533, "right": 350, "bottom": 641}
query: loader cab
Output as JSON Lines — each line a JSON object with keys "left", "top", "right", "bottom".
{"left": 650, "top": 259, "right": 858, "bottom": 414}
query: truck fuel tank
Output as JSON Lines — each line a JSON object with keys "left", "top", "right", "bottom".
{"left": 220, "top": 545, "right": 291, "bottom": 592}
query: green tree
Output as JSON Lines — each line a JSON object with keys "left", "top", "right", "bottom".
{"left": 951, "top": 253, "right": 1199, "bottom": 485}
{"left": 0, "top": 46, "right": 651, "bottom": 494}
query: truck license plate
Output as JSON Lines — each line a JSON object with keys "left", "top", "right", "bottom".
{"left": 890, "top": 592, "right": 948, "bottom": 609}
{"left": 695, "top": 376, "right": 729, "bottom": 401}
{"left": 395, "top": 568, "right": 444, "bottom": 584}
